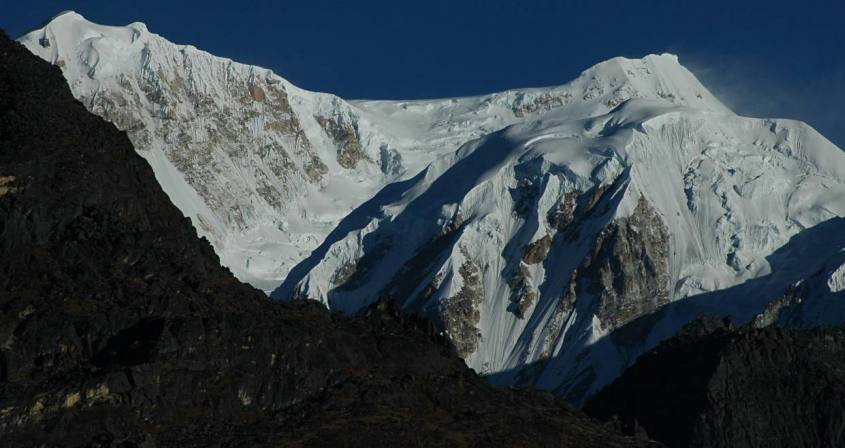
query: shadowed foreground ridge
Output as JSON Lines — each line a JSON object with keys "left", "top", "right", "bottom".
{"left": 0, "top": 32, "right": 658, "bottom": 447}
{"left": 584, "top": 318, "right": 845, "bottom": 448}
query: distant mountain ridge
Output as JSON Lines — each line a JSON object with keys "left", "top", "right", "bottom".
{"left": 18, "top": 11, "right": 845, "bottom": 404}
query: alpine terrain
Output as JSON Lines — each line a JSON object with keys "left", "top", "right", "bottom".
{"left": 18, "top": 12, "right": 845, "bottom": 404}
{"left": 0, "top": 29, "right": 658, "bottom": 447}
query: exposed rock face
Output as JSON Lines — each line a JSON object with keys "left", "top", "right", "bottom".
{"left": 101, "top": 46, "right": 322, "bottom": 224}
{"left": 585, "top": 319, "right": 845, "bottom": 448}
{"left": 249, "top": 83, "right": 266, "bottom": 102}
{"left": 523, "top": 234, "right": 553, "bottom": 264}
{"left": 0, "top": 174, "right": 16, "bottom": 196}
{"left": 441, "top": 256, "right": 485, "bottom": 357}
{"left": 315, "top": 114, "right": 368, "bottom": 169}
{"left": 548, "top": 191, "right": 579, "bottom": 232}
{"left": 509, "top": 264, "right": 538, "bottom": 318}
{"left": 580, "top": 196, "right": 670, "bottom": 330}
{"left": 752, "top": 283, "right": 805, "bottom": 328}
{"left": 506, "top": 234, "right": 552, "bottom": 319}
{"left": 513, "top": 92, "right": 568, "bottom": 117}
{"left": 0, "top": 32, "right": 659, "bottom": 448}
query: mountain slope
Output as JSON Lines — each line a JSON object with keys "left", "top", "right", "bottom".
{"left": 18, "top": 11, "right": 728, "bottom": 292}
{"left": 278, "top": 98, "right": 845, "bottom": 403}
{"left": 0, "top": 30, "right": 659, "bottom": 447}
{"left": 18, "top": 12, "right": 845, "bottom": 404}
{"left": 584, "top": 319, "right": 845, "bottom": 448}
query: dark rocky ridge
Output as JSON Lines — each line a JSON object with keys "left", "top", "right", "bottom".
{"left": 584, "top": 317, "right": 845, "bottom": 448}
{"left": 0, "top": 32, "right": 658, "bottom": 447}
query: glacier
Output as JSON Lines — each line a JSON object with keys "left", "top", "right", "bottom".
{"left": 19, "top": 11, "right": 845, "bottom": 404}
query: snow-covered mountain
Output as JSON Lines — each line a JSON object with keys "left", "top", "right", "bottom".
{"left": 20, "top": 11, "right": 845, "bottom": 404}
{"left": 17, "top": 11, "right": 724, "bottom": 291}
{"left": 20, "top": 11, "right": 455, "bottom": 291}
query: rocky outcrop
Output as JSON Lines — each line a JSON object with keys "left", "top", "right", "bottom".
{"left": 548, "top": 191, "right": 579, "bottom": 232}
{"left": 315, "top": 114, "right": 368, "bottom": 169}
{"left": 523, "top": 234, "right": 553, "bottom": 264}
{"left": 441, "top": 256, "right": 485, "bottom": 357}
{"left": 580, "top": 195, "right": 670, "bottom": 330}
{"left": 751, "top": 283, "right": 805, "bottom": 328}
{"left": 0, "top": 31, "right": 659, "bottom": 447}
{"left": 0, "top": 174, "right": 15, "bottom": 196}
{"left": 584, "top": 319, "right": 845, "bottom": 448}
{"left": 513, "top": 92, "right": 568, "bottom": 117}
{"left": 509, "top": 264, "right": 538, "bottom": 318}
{"left": 96, "top": 41, "right": 325, "bottom": 230}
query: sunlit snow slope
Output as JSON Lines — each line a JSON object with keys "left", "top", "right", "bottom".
{"left": 19, "top": 11, "right": 724, "bottom": 291}
{"left": 20, "top": 11, "right": 845, "bottom": 403}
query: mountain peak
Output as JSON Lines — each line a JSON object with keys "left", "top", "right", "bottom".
{"left": 577, "top": 52, "right": 730, "bottom": 114}
{"left": 20, "top": 11, "right": 152, "bottom": 81}
{"left": 24, "top": 13, "right": 722, "bottom": 115}
{"left": 41, "top": 10, "right": 148, "bottom": 32}
{"left": 595, "top": 52, "right": 680, "bottom": 68}
{"left": 22, "top": 10, "right": 150, "bottom": 46}
{"left": 50, "top": 10, "right": 84, "bottom": 21}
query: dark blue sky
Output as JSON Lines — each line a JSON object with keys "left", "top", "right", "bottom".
{"left": 4, "top": 1, "right": 844, "bottom": 146}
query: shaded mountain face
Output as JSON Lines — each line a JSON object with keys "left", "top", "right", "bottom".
{"left": 0, "top": 31, "right": 660, "bottom": 448}
{"left": 584, "top": 318, "right": 845, "bottom": 448}
{"left": 19, "top": 12, "right": 845, "bottom": 406}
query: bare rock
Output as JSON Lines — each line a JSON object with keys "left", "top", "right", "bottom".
{"left": 315, "top": 114, "right": 368, "bottom": 169}
{"left": 0, "top": 30, "right": 659, "bottom": 448}
{"left": 581, "top": 195, "right": 670, "bottom": 330}
{"left": 441, "top": 257, "right": 484, "bottom": 357}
